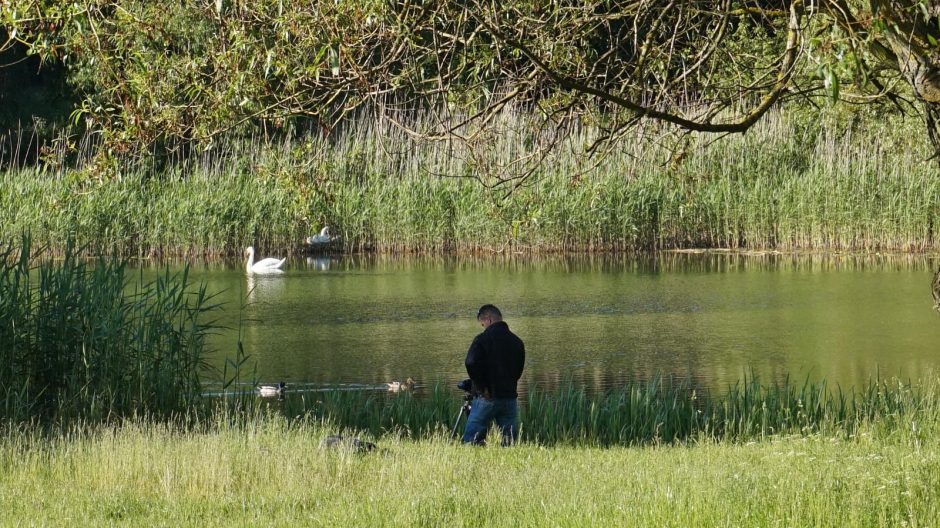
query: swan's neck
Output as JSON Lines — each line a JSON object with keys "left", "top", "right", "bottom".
{"left": 320, "top": 227, "right": 329, "bottom": 236}
{"left": 246, "top": 248, "right": 255, "bottom": 272}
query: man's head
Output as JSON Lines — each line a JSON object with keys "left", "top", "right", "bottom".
{"left": 477, "top": 304, "right": 503, "bottom": 329}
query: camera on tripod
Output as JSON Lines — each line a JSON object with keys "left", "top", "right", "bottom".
{"left": 451, "top": 378, "right": 475, "bottom": 439}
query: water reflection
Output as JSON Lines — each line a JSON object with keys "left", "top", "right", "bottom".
{"left": 134, "top": 252, "right": 940, "bottom": 393}
{"left": 305, "top": 256, "right": 334, "bottom": 271}
{"left": 245, "top": 273, "right": 288, "bottom": 301}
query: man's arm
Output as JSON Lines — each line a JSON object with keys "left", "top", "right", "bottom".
{"left": 514, "top": 342, "right": 525, "bottom": 380}
{"left": 465, "top": 336, "right": 488, "bottom": 388}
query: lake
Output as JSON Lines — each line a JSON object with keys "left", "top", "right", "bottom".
{"left": 152, "top": 252, "right": 940, "bottom": 394}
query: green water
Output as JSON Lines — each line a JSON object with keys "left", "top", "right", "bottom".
{"left": 155, "top": 253, "right": 940, "bottom": 393}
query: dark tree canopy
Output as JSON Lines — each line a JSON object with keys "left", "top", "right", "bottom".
{"left": 2, "top": 1, "right": 940, "bottom": 165}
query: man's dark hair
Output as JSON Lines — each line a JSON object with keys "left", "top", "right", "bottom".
{"left": 477, "top": 304, "right": 502, "bottom": 320}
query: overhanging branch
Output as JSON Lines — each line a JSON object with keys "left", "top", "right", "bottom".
{"left": 481, "top": 0, "right": 805, "bottom": 134}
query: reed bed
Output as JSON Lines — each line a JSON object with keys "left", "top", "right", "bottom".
{"left": 267, "top": 376, "right": 937, "bottom": 446}
{"left": 1, "top": 108, "right": 937, "bottom": 255}
{"left": 0, "top": 238, "right": 217, "bottom": 423}
{"left": 0, "top": 167, "right": 305, "bottom": 257}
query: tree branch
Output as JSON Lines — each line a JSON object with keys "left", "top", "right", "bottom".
{"left": 479, "top": 0, "right": 805, "bottom": 134}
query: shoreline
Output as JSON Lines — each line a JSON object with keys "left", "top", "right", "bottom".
{"left": 33, "top": 247, "right": 940, "bottom": 266}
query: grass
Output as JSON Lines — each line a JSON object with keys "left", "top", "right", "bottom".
{"left": 1, "top": 107, "right": 938, "bottom": 255}
{"left": 0, "top": 409, "right": 937, "bottom": 527}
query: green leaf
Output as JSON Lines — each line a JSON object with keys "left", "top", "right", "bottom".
{"left": 329, "top": 47, "right": 340, "bottom": 76}
{"left": 826, "top": 69, "right": 839, "bottom": 103}
{"left": 69, "top": 107, "right": 85, "bottom": 126}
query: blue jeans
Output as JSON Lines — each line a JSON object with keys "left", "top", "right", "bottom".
{"left": 461, "top": 397, "right": 518, "bottom": 445}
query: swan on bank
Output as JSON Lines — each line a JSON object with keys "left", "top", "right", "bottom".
{"left": 306, "top": 226, "right": 335, "bottom": 245}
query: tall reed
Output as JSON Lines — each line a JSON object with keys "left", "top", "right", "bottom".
{"left": 0, "top": 237, "right": 218, "bottom": 423}
{"left": 270, "top": 375, "right": 937, "bottom": 446}
{"left": 1, "top": 107, "right": 937, "bottom": 255}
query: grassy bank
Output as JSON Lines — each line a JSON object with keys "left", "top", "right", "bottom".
{"left": 3, "top": 360, "right": 938, "bottom": 525}
{"left": 0, "top": 413, "right": 937, "bottom": 527}
{"left": 1, "top": 108, "right": 938, "bottom": 256}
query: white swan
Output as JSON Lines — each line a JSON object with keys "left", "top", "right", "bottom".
{"left": 245, "top": 246, "right": 286, "bottom": 274}
{"left": 306, "top": 226, "right": 334, "bottom": 245}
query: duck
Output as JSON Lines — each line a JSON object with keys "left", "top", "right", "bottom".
{"left": 306, "top": 226, "right": 334, "bottom": 245}
{"left": 257, "top": 382, "right": 286, "bottom": 397}
{"left": 319, "top": 434, "right": 377, "bottom": 453}
{"left": 386, "top": 377, "right": 416, "bottom": 392}
{"left": 245, "top": 246, "right": 286, "bottom": 274}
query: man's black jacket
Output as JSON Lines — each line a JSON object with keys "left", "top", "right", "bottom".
{"left": 465, "top": 321, "right": 525, "bottom": 399}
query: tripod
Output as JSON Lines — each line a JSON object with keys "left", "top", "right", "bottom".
{"left": 450, "top": 394, "right": 474, "bottom": 439}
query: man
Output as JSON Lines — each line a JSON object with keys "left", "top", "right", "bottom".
{"left": 462, "top": 304, "right": 525, "bottom": 445}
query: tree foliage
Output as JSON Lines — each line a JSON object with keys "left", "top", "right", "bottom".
{"left": 2, "top": 0, "right": 940, "bottom": 167}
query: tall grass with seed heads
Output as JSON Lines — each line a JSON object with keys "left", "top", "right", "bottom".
{"left": 1, "top": 108, "right": 937, "bottom": 255}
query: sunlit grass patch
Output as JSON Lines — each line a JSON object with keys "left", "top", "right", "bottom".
{"left": 0, "top": 411, "right": 937, "bottom": 527}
